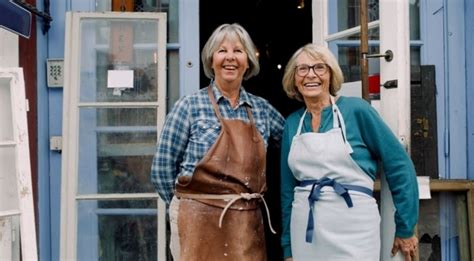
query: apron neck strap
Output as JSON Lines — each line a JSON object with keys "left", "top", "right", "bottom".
{"left": 207, "top": 85, "right": 255, "bottom": 124}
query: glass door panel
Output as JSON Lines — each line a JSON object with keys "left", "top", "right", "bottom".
{"left": 326, "top": 0, "right": 421, "bottom": 94}
{"left": 62, "top": 12, "right": 167, "bottom": 260}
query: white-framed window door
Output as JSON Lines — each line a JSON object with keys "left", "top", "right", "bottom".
{"left": 0, "top": 68, "right": 38, "bottom": 261}
{"left": 312, "top": 0, "right": 412, "bottom": 259}
{"left": 60, "top": 12, "right": 167, "bottom": 261}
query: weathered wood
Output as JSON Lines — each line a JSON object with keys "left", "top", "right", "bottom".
{"left": 457, "top": 194, "right": 470, "bottom": 260}
{"left": 411, "top": 65, "right": 438, "bottom": 178}
{"left": 360, "top": 0, "right": 369, "bottom": 101}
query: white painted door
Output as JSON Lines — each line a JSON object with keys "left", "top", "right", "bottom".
{"left": 61, "top": 12, "right": 168, "bottom": 261}
{"left": 312, "top": 0, "right": 412, "bottom": 259}
{"left": 0, "top": 68, "right": 38, "bottom": 261}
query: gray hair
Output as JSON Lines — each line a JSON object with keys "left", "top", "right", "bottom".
{"left": 201, "top": 23, "right": 260, "bottom": 80}
{"left": 282, "top": 43, "right": 344, "bottom": 101}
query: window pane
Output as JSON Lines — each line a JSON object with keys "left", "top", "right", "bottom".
{"left": 337, "top": 45, "right": 380, "bottom": 82}
{"left": 333, "top": 0, "right": 379, "bottom": 35}
{"left": 334, "top": 0, "right": 419, "bottom": 40}
{"left": 418, "top": 192, "right": 470, "bottom": 260}
{"left": 409, "top": 0, "right": 420, "bottom": 40}
{"left": 77, "top": 200, "right": 158, "bottom": 261}
{"left": 77, "top": 108, "right": 157, "bottom": 194}
{"left": 336, "top": 46, "right": 421, "bottom": 82}
{"left": 0, "top": 147, "right": 19, "bottom": 212}
{"left": 0, "top": 79, "right": 13, "bottom": 140}
{"left": 79, "top": 19, "right": 161, "bottom": 103}
{"left": 94, "top": 0, "right": 179, "bottom": 104}
{"left": 95, "top": 0, "right": 178, "bottom": 42}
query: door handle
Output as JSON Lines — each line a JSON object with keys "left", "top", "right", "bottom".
{"left": 365, "top": 50, "right": 393, "bottom": 62}
{"left": 382, "top": 79, "right": 398, "bottom": 89}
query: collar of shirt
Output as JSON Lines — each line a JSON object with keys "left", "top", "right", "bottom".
{"left": 211, "top": 83, "right": 253, "bottom": 108}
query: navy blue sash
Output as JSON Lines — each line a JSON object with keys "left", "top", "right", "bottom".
{"left": 298, "top": 177, "right": 373, "bottom": 243}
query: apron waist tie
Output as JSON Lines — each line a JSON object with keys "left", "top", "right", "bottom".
{"left": 175, "top": 192, "right": 276, "bottom": 234}
{"left": 298, "top": 177, "right": 373, "bottom": 243}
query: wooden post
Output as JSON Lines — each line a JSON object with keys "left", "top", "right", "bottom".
{"left": 360, "top": 0, "right": 369, "bottom": 101}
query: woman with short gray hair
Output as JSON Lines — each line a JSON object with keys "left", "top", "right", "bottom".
{"left": 151, "top": 23, "right": 284, "bottom": 261}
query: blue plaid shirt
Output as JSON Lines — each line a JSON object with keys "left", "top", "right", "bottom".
{"left": 151, "top": 84, "right": 285, "bottom": 204}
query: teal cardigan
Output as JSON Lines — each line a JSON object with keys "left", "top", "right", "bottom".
{"left": 280, "top": 96, "right": 419, "bottom": 258}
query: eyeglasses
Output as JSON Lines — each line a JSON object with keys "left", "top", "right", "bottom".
{"left": 295, "top": 63, "right": 329, "bottom": 77}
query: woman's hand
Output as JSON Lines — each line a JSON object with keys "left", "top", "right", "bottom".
{"left": 284, "top": 258, "right": 293, "bottom": 261}
{"left": 391, "top": 235, "right": 418, "bottom": 261}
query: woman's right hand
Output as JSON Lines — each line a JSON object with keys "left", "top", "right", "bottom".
{"left": 284, "top": 258, "right": 293, "bottom": 261}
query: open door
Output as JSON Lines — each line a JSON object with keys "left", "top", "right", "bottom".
{"left": 313, "top": 0, "right": 413, "bottom": 259}
{"left": 0, "top": 68, "right": 38, "bottom": 260}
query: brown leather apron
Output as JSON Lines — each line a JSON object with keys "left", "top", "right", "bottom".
{"left": 175, "top": 87, "right": 270, "bottom": 261}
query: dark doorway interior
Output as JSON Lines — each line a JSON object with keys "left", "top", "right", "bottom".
{"left": 200, "top": 0, "right": 312, "bottom": 117}
{"left": 200, "top": 0, "right": 312, "bottom": 259}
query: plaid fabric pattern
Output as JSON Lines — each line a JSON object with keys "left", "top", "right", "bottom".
{"left": 151, "top": 84, "right": 285, "bottom": 203}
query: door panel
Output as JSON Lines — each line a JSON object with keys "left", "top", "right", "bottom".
{"left": 61, "top": 12, "right": 167, "bottom": 261}
{"left": 314, "top": 1, "right": 412, "bottom": 260}
{"left": 0, "top": 68, "right": 38, "bottom": 260}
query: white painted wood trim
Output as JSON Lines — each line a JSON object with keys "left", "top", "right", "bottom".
{"left": 325, "top": 20, "right": 380, "bottom": 42}
{"left": 61, "top": 12, "right": 168, "bottom": 261}
{"left": 379, "top": 0, "right": 411, "bottom": 260}
{"left": 312, "top": 0, "right": 328, "bottom": 46}
{"left": 0, "top": 68, "right": 38, "bottom": 260}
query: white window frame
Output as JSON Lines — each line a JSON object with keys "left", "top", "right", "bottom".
{"left": 0, "top": 68, "right": 38, "bottom": 261}
{"left": 60, "top": 12, "right": 167, "bottom": 260}
{"left": 312, "top": 1, "right": 411, "bottom": 260}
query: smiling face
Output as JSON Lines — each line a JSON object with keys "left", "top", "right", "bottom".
{"left": 294, "top": 52, "right": 331, "bottom": 102}
{"left": 212, "top": 38, "right": 249, "bottom": 89}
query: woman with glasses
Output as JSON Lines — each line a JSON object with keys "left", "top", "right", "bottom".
{"left": 280, "top": 43, "right": 419, "bottom": 261}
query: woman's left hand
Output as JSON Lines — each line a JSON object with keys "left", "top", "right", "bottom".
{"left": 391, "top": 235, "right": 418, "bottom": 261}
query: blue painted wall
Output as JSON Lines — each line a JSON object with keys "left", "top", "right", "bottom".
{"left": 424, "top": 0, "right": 469, "bottom": 179}
{"left": 466, "top": 0, "right": 474, "bottom": 178}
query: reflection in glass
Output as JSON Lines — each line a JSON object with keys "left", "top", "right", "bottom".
{"left": 334, "top": 0, "right": 379, "bottom": 39}
{"left": 337, "top": 46, "right": 421, "bottom": 82}
{"left": 334, "top": 0, "right": 420, "bottom": 40}
{"left": 338, "top": 45, "right": 380, "bottom": 82}
{"left": 96, "top": 154, "right": 156, "bottom": 194}
{"left": 418, "top": 192, "right": 470, "bottom": 261}
{"left": 77, "top": 200, "right": 158, "bottom": 261}
{"left": 77, "top": 108, "right": 157, "bottom": 194}
{"left": 79, "top": 19, "right": 159, "bottom": 103}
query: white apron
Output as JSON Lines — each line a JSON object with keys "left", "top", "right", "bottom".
{"left": 288, "top": 97, "right": 380, "bottom": 261}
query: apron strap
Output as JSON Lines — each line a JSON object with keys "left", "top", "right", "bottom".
{"left": 208, "top": 85, "right": 224, "bottom": 120}
{"left": 207, "top": 85, "right": 257, "bottom": 127}
{"left": 331, "top": 96, "right": 354, "bottom": 154}
{"left": 299, "top": 177, "right": 373, "bottom": 243}
{"left": 175, "top": 192, "right": 276, "bottom": 234}
{"left": 295, "top": 96, "right": 345, "bottom": 137}
{"left": 296, "top": 110, "right": 307, "bottom": 136}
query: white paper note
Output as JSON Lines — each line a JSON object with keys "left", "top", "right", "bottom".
{"left": 417, "top": 176, "right": 431, "bottom": 199}
{"left": 107, "top": 70, "right": 134, "bottom": 88}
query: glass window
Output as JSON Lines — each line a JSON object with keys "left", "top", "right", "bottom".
{"left": 330, "top": 0, "right": 421, "bottom": 82}
{"left": 418, "top": 192, "right": 471, "bottom": 260}
{"left": 95, "top": 0, "right": 180, "bottom": 106}
{"left": 61, "top": 12, "right": 167, "bottom": 260}
{"left": 77, "top": 200, "right": 157, "bottom": 261}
